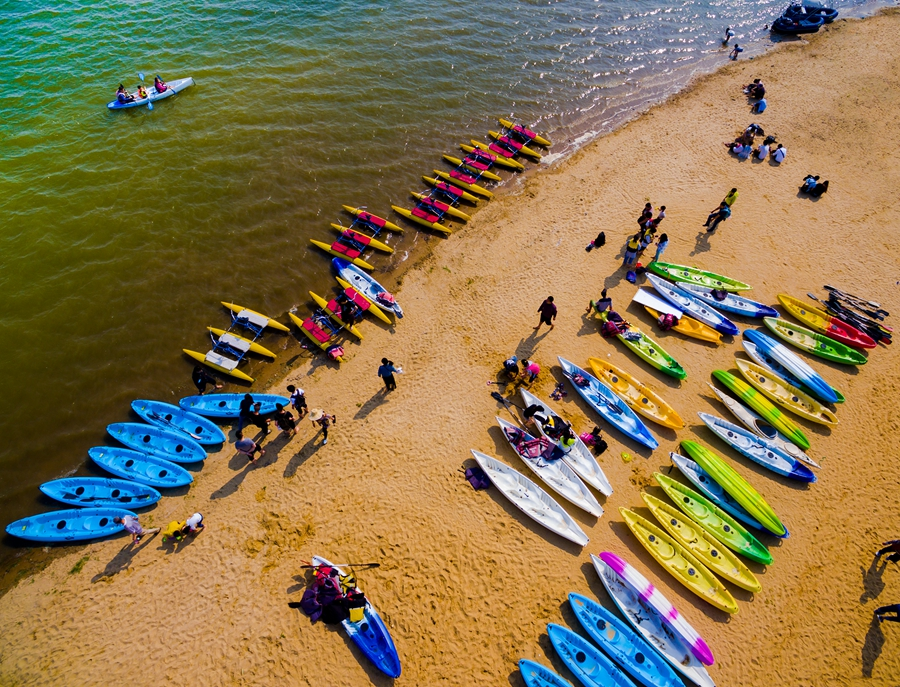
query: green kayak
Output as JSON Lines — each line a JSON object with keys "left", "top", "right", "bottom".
{"left": 596, "top": 309, "right": 686, "bottom": 380}
{"left": 654, "top": 472, "right": 773, "bottom": 565}
{"left": 712, "top": 370, "right": 810, "bottom": 451}
{"left": 763, "top": 318, "right": 868, "bottom": 366}
{"left": 681, "top": 441, "right": 787, "bottom": 538}
{"left": 648, "top": 262, "right": 751, "bottom": 291}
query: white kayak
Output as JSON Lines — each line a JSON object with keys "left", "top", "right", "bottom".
{"left": 470, "top": 450, "right": 588, "bottom": 546}
{"left": 677, "top": 283, "right": 778, "bottom": 318}
{"left": 333, "top": 258, "right": 403, "bottom": 319}
{"left": 647, "top": 274, "right": 739, "bottom": 336}
{"left": 107, "top": 77, "right": 194, "bottom": 110}
{"left": 519, "top": 388, "right": 613, "bottom": 496}
{"left": 497, "top": 417, "right": 603, "bottom": 517}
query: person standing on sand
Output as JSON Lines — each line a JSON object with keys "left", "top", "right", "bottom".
{"left": 875, "top": 604, "right": 900, "bottom": 623}
{"left": 521, "top": 360, "right": 540, "bottom": 387}
{"left": 309, "top": 409, "right": 336, "bottom": 445}
{"left": 378, "top": 358, "right": 400, "bottom": 391}
{"left": 637, "top": 202, "right": 653, "bottom": 227}
{"left": 238, "top": 395, "right": 271, "bottom": 435}
{"left": 191, "top": 365, "right": 222, "bottom": 395}
{"left": 623, "top": 234, "right": 641, "bottom": 267}
{"left": 114, "top": 514, "right": 160, "bottom": 545}
{"left": 273, "top": 403, "right": 297, "bottom": 438}
{"left": 876, "top": 539, "right": 900, "bottom": 564}
{"left": 653, "top": 233, "right": 669, "bottom": 262}
{"left": 652, "top": 206, "right": 666, "bottom": 227}
{"left": 724, "top": 188, "right": 739, "bottom": 207}
{"left": 287, "top": 384, "right": 308, "bottom": 421}
{"left": 534, "top": 296, "right": 557, "bottom": 332}
{"left": 704, "top": 202, "right": 731, "bottom": 232}
{"left": 235, "top": 430, "right": 265, "bottom": 464}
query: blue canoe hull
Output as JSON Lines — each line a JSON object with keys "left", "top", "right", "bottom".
{"left": 107, "top": 422, "right": 207, "bottom": 464}
{"left": 132, "top": 399, "right": 226, "bottom": 445}
{"left": 88, "top": 446, "right": 193, "bottom": 488}
{"left": 548, "top": 623, "right": 638, "bottom": 687}
{"left": 179, "top": 393, "right": 290, "bottom": 418}
{"left": 6, "top": 507, "right": 135, "bottom": 543}
{"left": 344, "top": 605, "right": 402, "bottom": 678}
{"left": 743, "top": 330, "right": 838, "bottom": 404}
{"left": 40, "top": 477, "right": 161, "bottom": 509}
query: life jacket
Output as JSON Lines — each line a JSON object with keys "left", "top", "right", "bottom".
{"left": 376, "top": 291, "right": 395, "bottom": 305}
{"left": 626, "top": 237, "right": 641, "bottom": 252}
{"left": 658, "top": 313, "right": 677, "bottom": 330}
{"left": 571, "top": 373, "right": 590, "bottom": 388}
{"left": 327, "top": 345, "right": 344, "bottom": 361}
{"left": 601, "top": 320, "right": 624, "bottom": 338}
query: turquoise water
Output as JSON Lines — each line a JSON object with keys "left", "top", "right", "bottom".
{"left": 0, "top": 0, "right": 881, "bottom": 559}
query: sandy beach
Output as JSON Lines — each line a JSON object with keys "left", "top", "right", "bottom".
{"left": 2, "top": 10, "right": 900, "bottom": 686}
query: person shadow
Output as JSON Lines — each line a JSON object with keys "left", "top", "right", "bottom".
{"left": 354, "top": 389, "right": 389, "bottom": 420}
{"left": 283, "top": 432, "right": 325, "bottom": 478}
{"left": 691, "top": 228, "right": 713, "bottom": 256}
{"left": 91, "top": 534, "right": 158, "bottom": 582}
{"left": 860, "top": 555, "right": 889, "bottom": 604}
{"left": 862, "top": 614, "right": 885, "bottom": 678}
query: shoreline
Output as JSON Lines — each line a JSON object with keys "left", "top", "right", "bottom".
{"left": 2, "top": 9, "right": 900, "bottom": 685}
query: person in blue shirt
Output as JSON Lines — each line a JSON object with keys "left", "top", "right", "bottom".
{"left": 704, "top": 203, "right": 731, "bottom": 232}
{"left": 752, "top": 97, "right": 767, "bottom": 114}
{"left": 378, "top": 358, "right": 399, "bottom": 391}
{"left": 729, "top": 44, "right": 744, "bottom": 60}
{"left": 115, "top": 84, "right": 135, "bottom": 104}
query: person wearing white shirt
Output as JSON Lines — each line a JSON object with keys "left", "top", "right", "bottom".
{"left": 773, "top": 144, "right": 787, "bottom": 163}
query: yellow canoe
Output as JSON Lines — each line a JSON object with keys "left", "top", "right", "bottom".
{"left": 328, "top": 225, "right": 393, "bottom": 253}
{"left": 587, "top": 357, "right": 684, "bottom": 429}
{"left": 432, "top": 170, "right": 494, "bottom": 199}
{"left": 335, "top": 277, "right": 391, "bottom": 324}
{"left": 409, "top": 192, "right": 472, "bottom": 222}
{"left": 391, "top": 206, "right": 452, "bottom": 235}
{"left": 642, "top": 493, "right": 761, "bottom": 593}
{"left": 288, "top": 312, "right": 343, "bottom": 362}
{"left": 183, "top": 349, "right": 254, "bottom": 382}
{"left": 309, "top": 239, "right": 373, "bottom": 271}
{"left": 207, "top": 327, "right": 276, "bottom": 358}
{"left": 441, "top": 155, "right": 503, "bottom": 182}
{"left": 422, "top": 176, "right": 481, "bottom": 204}
{"left": 341, "top": 205, "right": 403, "bottom": 233}
{"left": 643, "top": 306, "right": 721, "bottom": 344}
{"left": 310, "top": 291, "right": 363, "bottom": 340}
{"left": 735, "top": 358, "right": 838, "bottom": 426}
{"left": 488, "top": 131, "right": 541, "bottom": 160}
{"left": 499, "top": 118, "right": 552, "bottom": 146}
{"left": 220, "top": 302, "right": 289, "bottom": 332}
{"left": 460, "top": 143, "right": 525, "bottom": 171}
{"left": 620, "top": 508, "right": 739, "bottom": 614}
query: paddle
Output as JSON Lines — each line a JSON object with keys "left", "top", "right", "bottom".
{"left": 148, "top": 411, "right": 203, "bottom": 441}
{"left": 299, "top": 562, "right": 381, "bottom": 569}
{"left": 491, "top": 391, "right": 524, "bottom": 411}
{"left": 824, "top": 285, "right": 883, "bottom": 311}
{"left": 138, "top": 72, "right": 153, "bottom": 110}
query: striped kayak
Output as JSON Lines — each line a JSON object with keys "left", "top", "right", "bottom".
{"left": 310, "top": 291, "right": 364, "bottom": 340}
{"left": 655, "top": 470, "right": 774, "bottom": 562}
{"left": 681, "top": 440, "right": 787, "bottom": 538}
{"left": 488, "top": 131, "right": 542, "bottom": 160}
{"left": 499, "top": 119, "right": 552, "bottom": 146}
{"left": 743, "top": 330, "right": 839, "bottom": 404}
{"left": 460, "top": 142, "right": 525, "bottom": 170}
{"left": 409, "top": 192, "right": 471, "bottom": 221}
{"left": 763, "top": 317, "right": 868, "bottom": 365}
{"left": 547, "top": 624, "right": 637, "bottom": 687}
{"left": 441, "top": 155, "right": 502, "bottom": 182}
{"left": 88, "top": 446, "right": 193, "bottom": 488}
{"left": 432, "top": 169, "right": 493, "bottom": 198}
{"left": 594, "top": 552, "right": 716, "bottom": 669}
{"left": 777, "top": 294, "right": 876, "bottom": 349}
{"left": 207, "top": 327, "right": 277, "bottom": 358}
{"left": 743, "top": 339, "right": 843, "bottom": 404}
{"left": 341, "top": 205, "right": 404, "bottom": 233}
{"left": 596, "top": 311, "right": 686, "bottom": 380}
{"left": 734, "top": 359, "right": 838, "bottom": 426}
{"left": 712, "top": 370, "right": 810, "bottom": 451}
{"left": 40, "top": 478, "right": 161, "bottom": 509}
{"left": 131, "top": 399, "right": 227, "bottom": 445}
{"left": 698, "top": 412, "right": 817, "bottom": 482}
{"left": 6, "top": 507, "right": 135, "bottom": 543}
{"left": 620, "top": 508, "right": 739, "bottom": 614}
{"left": 107, "top": 423, "right": 207, "bottom": 464}
{"left": 558, "top": 357, "right": 658, "bottom": 449}
{"left": 678, "top": 284, "right": 777, "bottom": 318}
{"left": 310, "top": 238, "right": 374, "bottom": 270}
{"left": 647, "top": 275, "right": 739, "bottom": 336}
{"left": 519, "top": 660, "right": 574, "bottom": 687}
{"left": 335, "top": 277, "right": 391, "bottom": 324}
{"left": 422, "top": 176, "right": 481, "bottom": 204}
{"left": 568, "top": 593, "right": 686, "bottom": 687}
{"left": 328, "top": 225, "right": 393, "bottom": 252}
{"left": 333, "top": 258, "right": 404, "bottom": 319}
{"left": 587, "top": 357, "right": 684, "bottom": 429}
{"left": 179, "top": 393, "right": 289, "bottom": 418}
{"left": 648, "top": 262, "right": 751, "bottom": 291}
{"left": 471, "top": 451, "right": 588, "bottom": 546}
{"left": 391, "top": 205, "right": 452, "bottom": 235}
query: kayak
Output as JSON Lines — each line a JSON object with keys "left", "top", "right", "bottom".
{"left": 734, "top": 359, "right": 838, "bottom": 426}
{"left": 777, "top": 294, "right": 876, "bottom": 349}
{"left": 499, "top": 118, "right": 552, "bottom": 146}
{"left": 519, "top": 660, "right": 574, "bottom": 687}
{"left": 178, "top": 393, "right": 290, "bottom": 418}
{"left": 107, "top": 422, "right": 207, "bottom": 464}
{"left": 488, "top": 131, "right": 542, "bottom": 160}
{"left": 678, "top": 283, "right": 777, "bottom": 318}
{"left": 441, "top": 155, "right": 502, "bottom": 182}
{"left": 335, "top": 277, "right": 391, "bottom": 324}
{"left": 547, "top": 624, "right": 635, "bottom": 687}
{"left": 328, "top": 225, "right": 393, "bottom": 253}
{"left": 558, "top": 357, "right": 658, "bottom": 450}
{"left": 422, "top": 176, "right": 481, "bottom": 204}
{"left": 431, "top": 170, "right": 494, "bottom": 199}
{"left": 182, "top": 349, "right": 254, "bottom": 382}
{"left": 88, "top": 446, "right": 193, "bottom": 488}
{"left": 632, "top": 288, "right": 721, "bottom": 344}
{"left": 497, "top": 416, "right": 603, "bottom": 516}
{"left": 409, "top": 192, "right": 471, "bottom": 221}
{"left": 596, "top": 311, "right": 686, "bottom": 380}
{"left": 642, "top": 492, "right": 761, "bottom": 593}
{"left": 6, "top": 507, "right": 135, "bottom": 543}
{"left": 744, "top": 330, "right": 838, "bottom": 404}
{"left": 391, "top": 205, "right": 452, "bottom": 235}
{"left": 207, "top": 327, "right": 277, "bottom": 358}
{"left": 681, "top": 440, "right": 787, "bottom": 538}
{"left": 698, "top": 412, "right": 817, "bottom": 482}
{"left": 221, "top": 302, "right": 290, "bottom": 332}
{"left": 310, "top": 556, "right": 401, "bottom": 678}
{"left": 131, "top": 399, "right": 227, "bottom": 445}
{"left": 341, "top": 205, "right": 403, "bottom": 233}
{"left": 648, "top": 262, "right": 751, "bottom": 291}
{"left": 310, "top": 238, "right": 374, "bottom": 270}
{"left": 40, "top": 477, "right": 161, "bottom": 510}
{"left": 707, "top": 384, "right": 820, "bottom": 469}
{"left": 468, "top": 139, "right": 526, "bottom": 167}
{"left": 743, "top": 339, "right": 843, "bottom": 404}
{"left": 310, "top": 291, "right": 364, "bottom": 340}
{"left": 587, "top": 357, "right": 684, "bottom": 429}
{"left": 519, "top": 388, "right": 613, "bottom": 495}
{"left": 567, "top": 593, "right": 686, "bottom": 687}
{"left": 712, "top": 370, "right": 810, "bottom": 451}
{"left": 107, "top": 77, "right": 194, "bottom": 110}
{"left": 647, "top": 275, "right": 739, "bottom": 336}
{"left": 471, "top": 450, "right": 588, "bottom": 546}
{"left": 594, "top": 552, "right": 716, "bottom": 669}
{"left": 655, "top": 469, "right": 774, "bottom": 561}
{"left": 333, "top": 258, "right": 403, "bottom": 319}
{"left": 620, "top": 508, "right": 738, "bottom": 614}
{"left": 288, "top": 312, "right": 345, "bottom": 361}
{"left": 763, "top": 317, "right": 868, "bottom": 365}
{"left": 459, "top": 143, "right": 525, "bottom": 171}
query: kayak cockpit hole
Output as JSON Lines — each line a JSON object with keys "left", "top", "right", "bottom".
{"left": 165, "top": 414, "right": 174, "bottom": 421}
{"left": 596, "top": 619, "right": 606, "bottom": 630}
{"left": 217, "top": 401, "right": 226, "bottom": 407}
{"left": 142, "top": 435, "right": 151, "bottom": 443}
{"left": 175, "top": 445, "right": 184, "bottom": 453}
{"left": 575, "top": 651, "right": 586, "bottom": 663}
{"left": 194, "top": 426, "right": 204, "bottom": 434}
{"left": 75, "top": 487, "right": 85, "bottom": 495}
{"left": 724, "top": 525, "right": 732, "bottom": 532}
{"left": 670, "top": 518, "right": 677, "bottom": 526}
{"left": 160, "top": 470, "right": 168, "bottom": 477}
{"left": 111, "top": 490, "right": 121, "bottom": 497}
{"left": 635, "top": 652, "right": 645, "bottom": 664}
{"left": 99, "top": 518, "right": 109, "bottom": 526}
{"left": 56, "top": 520, "right": 67, "bottom": 529}
{"left": 125, "top": 460, "right": 135, "bottom": 467}
{"left": 360, "top": 623, "right": 370, "bottom": 632}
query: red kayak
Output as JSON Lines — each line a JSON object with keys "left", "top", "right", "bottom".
{"left": 825, "top": 316, "right": 878, "bottom": 349}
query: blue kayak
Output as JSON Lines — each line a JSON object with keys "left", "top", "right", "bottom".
{"left": 678, "top": 283, "right": 778, "bottom": 319}
{"left": 179, "top": 393, "right": 290, "bottom": 418}
{"left": 132, "top": 399, "right": 226, "bottom": 445}
{"left": 107, "top": 422, "right": 207, "bottom": 464}
{"left": 568, "top": 593, "right": 685, "bottom": 687}
{"left": 647, "top": 274, "right": 739, "bottom": 336}
{"left": 519, "top": 659, "right": 575, "bottom": 687}
{"left": 6, "top": 507, "right": 135, "bottom": 543}
{"left": 742, "top": 339, "right": 843, "bottom": 404}
{"left": 558, "top": 357, "right": 658, "bottom": 450}
{"left": 743, "top": 330, "right": 838, "bottom": 404}
{"left": 40, "top": 477, "right": 161, "bottom": 509}
{"left": 88, "top": 446, "right": 193, "bottom": 488}
{"left": 548, "top": 623, "right": 637, "bottom": 687}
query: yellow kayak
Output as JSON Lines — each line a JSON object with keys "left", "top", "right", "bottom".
{"left": 460, "top": 143, "right": 525, "bottom": 171}
{"left": 310, "top": 239, "right": 374, "bottom": 270}
{"left": 642, "top": 493, "right": 761, "bottom": 593}
{"left": 341, "top": 206, "right": 403, "bottom": 233}
{"left": 422, "top": 176, "right": 481, "bottom": 204}
{"left": 287, "top": 312, "right": 343, "bottom": 362}
{"left": 432, "top": 170, "right": 494, "bottom": 199}
{"left": 221, "top": 303, "right": 289, "bottom": 332}
{"left": 441, "top": 155, "right": 503, "bottom": 182}
{"left": 777, "top": 294, "right": 876, "bottom": 350}
{"left": 488, "top": 131, "right": 542, "bottom": 160}
{"left": 328, "top": 225, "right": 393, "bottom": 253}
{"left": 335, "top": 277, "right": 391, "bottom": 324}
{"left": 498, "top": 118, "right": 552, "bottom": 146}
{"left": 309, "top": 292, "right": 363, "bottom": 340}
{"left": 391, "top": 205, "right": 452, "bottom": 235}
{"left": 183, "top": 349, "right": 254, "bottom": 382}
{"left": 735, "top": 358, "right": 838, "bottom": 426}
{"left": 207, "top": 327, "right": 276, "bottom": 358}
{"left": 643, "top": 306, "right": 722, "bottom": 344}
{"left": 620, "top": 508, "right": 739, "bottom": 614}
{"left": 409, "top": 192, "right": 472, "bottom": 222}
{"left": 587, "top": 357, "right": 684, "bottom": 429}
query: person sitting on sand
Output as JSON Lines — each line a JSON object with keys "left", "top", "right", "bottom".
{"left": 755, "top": 141, "right": 770, "bottom": 160}
{"left": 752, "top": 97, "right": 767, "bottom": 114}
{"left": 743, "top": 79, "right": 765, "bottom": 99}
{"left": 502, "top": 355, "right": 520, "bottom": 382}
{"left": 800, "top": 175, "right": 820, "bottom": 193}
{"left": 585, "top": 230, "right": 605, "bottom": 252}
{"left": 161, "top": 519, "right": 186, "bottom": 544}
{"left": 772, "top": 143, "right": 787, "bottom": 163}
{"left": 521, "top": 360, "right": 540, "bottom": 387}
{"left": 181, "top": 513, "right": 205, "bottom": 536}
{"left": 735, "top": 144, "right": 751, "bottom": 160}
{"left": 115, "top": 84, "right": 135, "bottom": 104}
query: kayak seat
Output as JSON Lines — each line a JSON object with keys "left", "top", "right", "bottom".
{"left": 342, "top": 230, "right": 369, "bottom": 245}
{"left": 326, "top": 299, "right": 341, "bottom": 313}
{"left": 488, "top": 143, "right": 514, "bottom": 157}
{"left": 347, "top": 292, "right": 370, "bottom": 309}
{"left": 464, "top": 158, "right": 489, "bottom": 171}
{"left": 437, "top": 182, "right": 463, "bottom": 197}
{"left": 331, "top": 243, "right": 362, "bottom": 259}
{"left": 217, "top": 333, "right": 251, "bottom": 353}
{"left": 204, "top": 350, "right": 239, "bottom": 371}
{"left": 412, "top": 207, "right": 439, "bottom": 223}
{"left": 236, "top": 310, "right": 269, "bottom": 329}
{"left": 449, "top": 170, "right": 476, "bottom": 183}
{"left": 302, "top": 319, "right": 331, "bottom": 343}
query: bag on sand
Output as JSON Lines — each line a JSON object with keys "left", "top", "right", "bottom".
{"left": 465, "top": 466, "right": 491, "bottom": 490}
